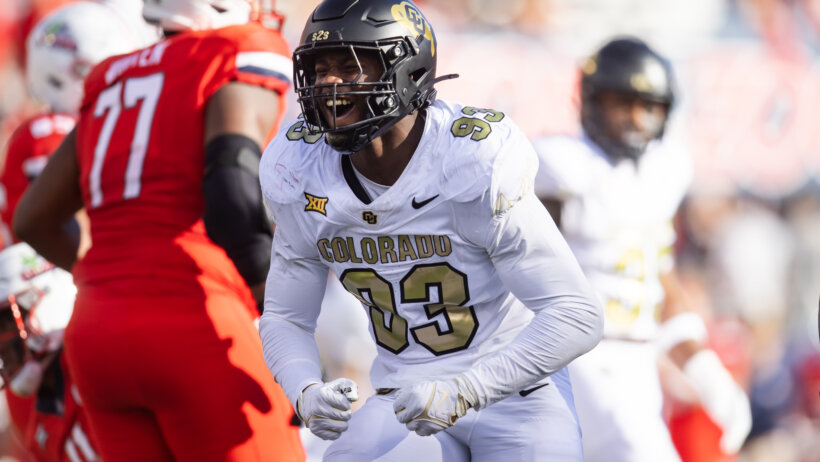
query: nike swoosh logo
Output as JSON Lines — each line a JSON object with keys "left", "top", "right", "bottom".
{"left": 411, "top": 194, "right": 439, "bottom": 209}
{"left": 519, "top": 383, "right": 549, "bottom": 397}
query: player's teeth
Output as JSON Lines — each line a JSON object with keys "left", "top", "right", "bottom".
{"left": 325, "top": 99, "right": 351, "bottom": 107}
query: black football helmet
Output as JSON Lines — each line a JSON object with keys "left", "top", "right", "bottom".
{"left": 580, "top": 36, "right": 676, "bottom": 161}
{"left": 293, "top": 0, "right": 451, "bottom": 153}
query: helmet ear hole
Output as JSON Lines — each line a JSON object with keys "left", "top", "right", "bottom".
{"left": 409, "top": 68, "right": 428, "bottom": 82}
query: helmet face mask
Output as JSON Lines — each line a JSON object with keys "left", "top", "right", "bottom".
{"left": 294, "top": 0, "right": 439, "bottom": 153}
{"left": 580, "top": 36, "right": 675, "bottom": 162}
{"left": 0, "top": 288, "right": 45, "bottom": 388}
{"left": 296, "top": 43, "right": 408, "bottom": 151}
{"left": 587, "top": 91, "right": 669, "bottom": 160}
{"left": 0, "top": 244, "right": 75, "bottom": 392}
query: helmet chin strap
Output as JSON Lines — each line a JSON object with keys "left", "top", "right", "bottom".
{"left": 325, "top": 128, "right": 370, "bottom": 153}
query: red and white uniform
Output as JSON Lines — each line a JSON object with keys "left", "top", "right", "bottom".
{"left": 66, "top": 23, "right": 303, "bottom": 461}
{"left": 0, "top": 113, "right": 76, "bottom": 245}
{"left": 73, "top": 23, "right": 290, "bottom": 294}
{"left": 0, "top": 113, "right": 99, "bottom": 462}
{"left": 9, "top": 357, "right": 99, "bottom": 462}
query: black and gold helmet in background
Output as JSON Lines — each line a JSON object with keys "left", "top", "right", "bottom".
{"left": 580, "top": 36, "right": 676, "bottom": 161}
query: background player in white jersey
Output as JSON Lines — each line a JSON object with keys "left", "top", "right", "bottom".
{"left": 532, "top": 36, "right": 751, "bottom": 462}
{"left": 258, "top": 0, "right": 603, "bottom": 460}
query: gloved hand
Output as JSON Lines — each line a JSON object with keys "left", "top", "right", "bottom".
{"left": 297, "top": 378, "right": 359, "bottom": 440}
{"left": 393, "top": 375, "right": 477, "bottom": 436}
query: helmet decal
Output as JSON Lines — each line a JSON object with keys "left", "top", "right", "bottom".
{"left": 27, "top": 1, "right": 157, "bottom": 114}
{"left": 20, "top": 255, "right": 55, "bottom": 282}
{"left": 629, "top": 60, "right": 668, "bottom": 94}
{"left": 581, "top": 57, "right": 597, "bottom": 76}
{"left": 391, "top": 2, "right": 435, "bottom": 57}
{"left": 37, "top": 22, "right": 78, "bottom": 52}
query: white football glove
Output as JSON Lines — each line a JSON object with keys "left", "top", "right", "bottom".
{"left": 297, "top": 378, "right": 359, "bottom": 440}
{"left": 393, "top": 375, "right": 478, "bottom": 436}
{"left": 683, "top": 350, "right": 752, "bottom": 454}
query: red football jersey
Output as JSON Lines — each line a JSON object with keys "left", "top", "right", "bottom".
{"left": 72, "top": 23, "right": 290, "bottom": 298}
{"left": 0, "top": 113, "right": 76, "bottom": 244}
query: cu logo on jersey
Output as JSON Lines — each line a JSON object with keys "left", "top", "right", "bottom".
{"left": 391, "top": 2, "right": 435, "bottom": 56}
{"left": 362, "top": 211, "right": 378, "bottom": 225}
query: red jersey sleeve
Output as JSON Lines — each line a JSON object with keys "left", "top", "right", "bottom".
{"left": 0, "top": 114, "right": 76, "bottom": 240}
{"left": 198, "top": 24, "right": 292, "bottom": 107}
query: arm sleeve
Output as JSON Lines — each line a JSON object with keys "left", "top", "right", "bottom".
{"left": 462, "top": 194, "right": 603, "bottom": 409}
{"left": 453, "top": 132, "right": 604, "bottom": 409}
{"left": 258, "top": 201, "right": 329, "bottom": 411}
{"left": 202, "top": 135, "right": 272, "bottom": 288}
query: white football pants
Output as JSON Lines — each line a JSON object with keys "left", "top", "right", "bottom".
{"left": 570, "top": 340, "right": 681, "bottom": 462}
{"left": 324, "top": 369, "right": 583, "bottom": 461}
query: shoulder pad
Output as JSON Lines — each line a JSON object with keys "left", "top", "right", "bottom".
{"left": 641, "top": 139, "right": 693, "bottom": 208}
{"left": 532, "top": 135, "right": 603, "bottom": 199}
{"left": 260, "top": 120, "right": 321, "bottom": 204}
{"left": 205, "top": 23, "right": 291, "bottom": 62}
{"left": 436, "top": 101, "right": 523, "bottom": 202}
{"left": 489, "top": 131, "right": 538, "bottom": 216}
{"left": 432, "top": 101, "right": 537, "bottom": 215}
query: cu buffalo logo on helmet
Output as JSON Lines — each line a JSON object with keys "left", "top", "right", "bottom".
{"left": 391, "top": 2, "right": 435, "bottom": 56}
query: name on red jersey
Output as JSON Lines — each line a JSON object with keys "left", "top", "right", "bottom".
{"left": 105, "top": 41, "right": 169, "bottom": 85}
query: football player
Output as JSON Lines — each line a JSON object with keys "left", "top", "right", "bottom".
{"left": 1, "top": 0, "right": 158, "bottom": 246}
{"left": 532, "top": 36, "right": 752, "bottom": 462}
{"left": 12, "top": 0, "right": 305, "bottom": 460}
{"left": 0, "top": 243, "right": 97, "bottom": 462}
{"left": 1, "top": 3, "right": 156, "bottom": 461}
{"left": 257, "top": 0, "right": 603, "bottom": 460}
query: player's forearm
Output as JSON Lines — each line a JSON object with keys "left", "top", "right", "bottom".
{"left": 14, "top": 129, "right": 83, "bottom": 270}
{"left": 462, "top": 296, "right": 603, "bottom": 409}
{"left": 15, "top": 219, "right": 80, "bottom": 271}
{"left": 258, "top": 309, "right": 324, "bottom": 410}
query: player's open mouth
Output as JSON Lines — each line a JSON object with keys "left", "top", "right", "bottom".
{"left": 326, "top": 97, "right": 355, "bottom": 123}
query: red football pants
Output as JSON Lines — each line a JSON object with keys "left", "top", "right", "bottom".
{"left": 64, "top": 288, "right": 304, "bottom": 462}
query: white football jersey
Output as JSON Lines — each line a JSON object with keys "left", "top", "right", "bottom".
{"left": 261, "top": 100, "right": 596, "bottom": 391}
{"left": 533, "top": 134, "right": 692, "bottom": 341}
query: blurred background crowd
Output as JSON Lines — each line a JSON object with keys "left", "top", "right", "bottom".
{"left": 0, "top": 0, "right": 818, "bottom": 461}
